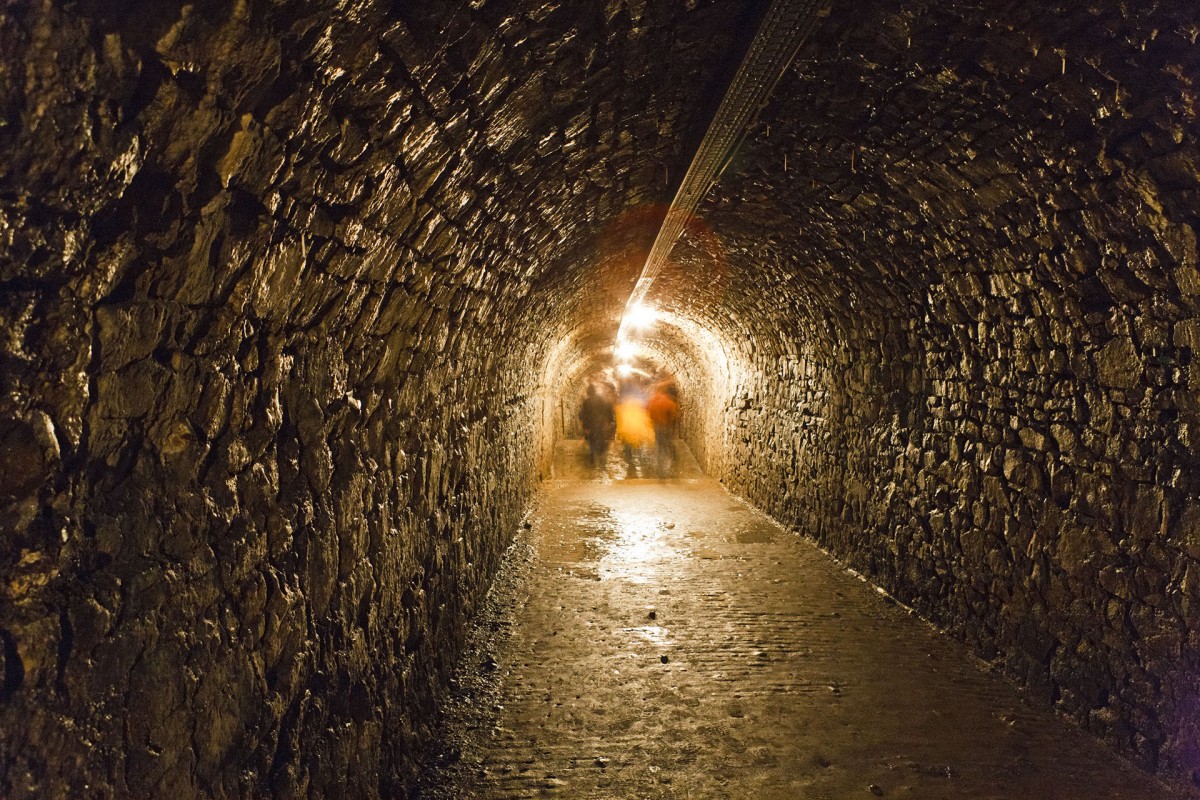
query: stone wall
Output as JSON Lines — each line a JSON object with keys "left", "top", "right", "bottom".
{"left": 659, "top": 0, "right": 1200, "bottom": 787}
{"left": 7, "top": 0, "right": 1199, "bottom": 793}
{"left": 0, "top": 1, "right": 751, "bottom": 796}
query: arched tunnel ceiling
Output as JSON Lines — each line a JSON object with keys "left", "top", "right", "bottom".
{"left": 4, "top": 0, "right": 1200, "bottom": 796}
{"left": 3, "top": 0, "right": 767, "bottom": 378}
{"left": 637, "top": 0, "right": 1199, "bottom": 393}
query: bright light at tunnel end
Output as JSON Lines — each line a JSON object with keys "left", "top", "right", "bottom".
{"left": 614, "top": 304, "right": 657, "bottom": 364}
{"left": 625, "top": 303, "right": 658, "bottom": 331}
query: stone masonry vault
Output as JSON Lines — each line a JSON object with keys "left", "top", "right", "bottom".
{"left": 2, "top": 0, "right": 1200, "bottom": 797}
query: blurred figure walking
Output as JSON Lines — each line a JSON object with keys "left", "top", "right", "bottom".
{"left": 579, "top": 382, "right": 616, "bottom": 468}
{"left": 647, "top": 381, "right": 680, "bottom": 477}
{"left": 615, "top": 376, "right": 654, "bottom": 475}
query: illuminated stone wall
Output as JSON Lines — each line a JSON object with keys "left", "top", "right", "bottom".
{"left": 0, "top": 1, "right": 753, "bottom": 796}
{"left": 656, "top": 0, "right": 1200, "bottom": 785}
{"left": 3, "top": 0, "right": 1199, "bottom": 794}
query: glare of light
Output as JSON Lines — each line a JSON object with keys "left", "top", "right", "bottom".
{"left": 625, "top": 303, "right": 658, "bottom": 330}
{"left": 615, "top": 340, "right": 637, "bottom": 361}
{"left": 616, "top": 363, "right": 634, "bottom": 377}
{"left": 610, "top": 509, "right": 665, "bottom": 576}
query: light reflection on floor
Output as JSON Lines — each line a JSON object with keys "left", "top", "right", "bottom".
{"left": 606, "top": 507, "right": 667, "bottom": 576}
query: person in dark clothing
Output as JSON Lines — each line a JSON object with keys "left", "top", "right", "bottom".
{"left": 578, "top": 382, "right": 616, "bottom": 468}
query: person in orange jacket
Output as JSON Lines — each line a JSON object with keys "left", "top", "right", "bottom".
{"left": 615, "top": 376, "right": 654, "bottom": 476}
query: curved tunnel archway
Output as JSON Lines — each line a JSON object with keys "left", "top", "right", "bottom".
{"left": 540, "top": 300, "right": 742, "bottom": 474}
{"left": 2, "top": 0, "right": 1199, "bottom": 797}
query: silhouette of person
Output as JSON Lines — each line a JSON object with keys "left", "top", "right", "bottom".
{"left": 578, "top": 382, "right": 616, "bottom": 469}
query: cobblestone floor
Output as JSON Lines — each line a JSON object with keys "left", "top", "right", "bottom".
{"left": 419, "top": 440, "right": 1181, "bottom": 799}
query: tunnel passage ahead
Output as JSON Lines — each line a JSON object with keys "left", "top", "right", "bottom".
{"left": 424, "top": 440, "right": 1180, "bottom": 799}
{"left": 2, "top": 0, "right": 1200, "bottom": 797}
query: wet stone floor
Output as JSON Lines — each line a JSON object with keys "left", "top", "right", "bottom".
{"left": 419, "top": 440, "right": 1179, "bottom": 799}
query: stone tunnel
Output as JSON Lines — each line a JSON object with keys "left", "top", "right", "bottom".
{"left": 2, "top": 0, "right": 1199, "bottom": 797}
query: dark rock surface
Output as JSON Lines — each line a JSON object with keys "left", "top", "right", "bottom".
{"left": 0, "top": 1, "right": 754, "bottom": 797}
{"left": 650, "top": 0, "right": 1200, "bottom": 788}
{"left": 3, "top": 0, "right": 1199, "bottom": 796}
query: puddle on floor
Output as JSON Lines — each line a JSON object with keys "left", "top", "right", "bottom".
{"left": 735, "top": 522, "right": 776, "bottom": 544}
{"left": 689, "top": 546, "right": 724, "bottom": 560}
{"left": 545, "top": 503, "right": 619, "bottom": 563}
